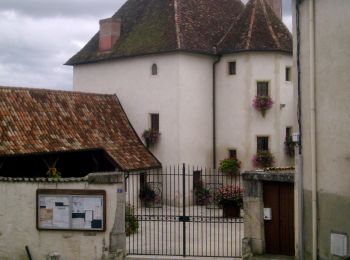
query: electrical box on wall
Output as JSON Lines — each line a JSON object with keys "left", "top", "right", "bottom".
{"left": 292, "top": 132, "right": 300, "bottom": 143}
{"left": 331, "top": 232, "right": 347, "bottom": 257}
{"left": 263, "top": 208, "right": 272, "bottom": 220}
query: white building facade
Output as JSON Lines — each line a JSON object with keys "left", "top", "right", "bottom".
{"left": 68, "top": 0, "right": 293, "bottom": 170}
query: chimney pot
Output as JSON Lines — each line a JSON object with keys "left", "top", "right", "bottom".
{"left": 99, "top": 17, "right": 121, "bottom": 52}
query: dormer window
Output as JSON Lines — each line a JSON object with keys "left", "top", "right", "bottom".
{"left": 151, "top": 64, "right": 158, "bottom": 75}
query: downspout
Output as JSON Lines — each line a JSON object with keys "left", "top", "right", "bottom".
{"left": 309, "top": 0, "right": 317, "bottom": 259}
{"left": 295, "top": 0, "right": 304, "bottom": 258}
{"left": 212, "top": 47, "right": 221, "bottom": 168}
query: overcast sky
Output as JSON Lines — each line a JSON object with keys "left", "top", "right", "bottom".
{"left": 0, "top": 0, "right": 292, "bottom": 90}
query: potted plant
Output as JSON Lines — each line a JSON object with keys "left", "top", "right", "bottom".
{"left": 46, "top": 167, "right": 61, "bottom": 178}
{"left": 142, "top": 129, "right": 161, "bottom": 146}
{"left": 285, "top": 136, "right": 295, "bottom": 157}
{"left": 252, "top": 150, "right": 275, "bottom": 168}
{"left": 139, "top": 183, "right": 156, "bottom": 207}
{"left": 217, "top": 185, "right": 243, "bottom": 218}
{"left": 252, "top": 95, "right": 274, "bottom": 117}
{"left": 125, "top": 204, "right": 139, "bottom": 236}
{"left": 194, "top": 181, "right": 211, "bottom": 206}
{"left": 219, "top": 158, "right": 241, "bottom": 176}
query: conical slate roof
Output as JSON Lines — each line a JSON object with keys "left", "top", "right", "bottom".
{"left": 218, "top": 0, "right": 292, "bottom": 53}
{"left": 66, "top": 0, "right": 244, "bottom": 65}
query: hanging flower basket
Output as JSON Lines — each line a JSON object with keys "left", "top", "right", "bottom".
{"left": 142, "top": 129, "right": 161, "bottom": 146}
{"left": 139, "top": 183, "right": 156, "bottom": 207}
{"left": 252, "top": 95, "right": 274, "bottom": 117}
{"left": 219, "top": 158, "right": 241, "bottom": 176}
{"left": 285, "top": 136, "right": 295, "bottom": 157}
{"left": 252, "top": 151, "right": 275, "bottom": 168}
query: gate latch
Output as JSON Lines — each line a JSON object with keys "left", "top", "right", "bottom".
{"left": 178, "top": 216, "right": 190, "bottom": 222}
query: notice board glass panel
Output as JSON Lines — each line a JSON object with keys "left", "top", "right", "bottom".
{"left": 37, "top": 189, "right": 106, "bottom": 231}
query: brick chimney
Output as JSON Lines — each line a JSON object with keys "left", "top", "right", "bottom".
{"left": 265, "top": 0, "right": 282, "bottom": 20}
{"left": 99, "top": 17, "right": 121, "bottom": 52}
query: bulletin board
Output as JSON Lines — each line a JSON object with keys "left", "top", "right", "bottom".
{"left": 37, "top": 189, "right": 106, "bottom": 231}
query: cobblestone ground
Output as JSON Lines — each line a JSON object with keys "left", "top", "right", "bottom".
{"left": 126, "top": 206, "right": 244, "bottom": 258}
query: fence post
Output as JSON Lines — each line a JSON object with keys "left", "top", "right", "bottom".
{"left": 182, "top": 163, "right": 186, "bottom": 257}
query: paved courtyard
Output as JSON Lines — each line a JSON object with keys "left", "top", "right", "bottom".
{"left": 126, "top": 205, "right": 244, "bottom": 258}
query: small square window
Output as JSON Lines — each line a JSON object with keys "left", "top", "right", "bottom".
{"left": 257, "top": 136, "right": 269, "bottom": 152}
{"left": 286, "top": 67, "right": 291, "bottom": 81}
{"left": 150, "top": 113, "right": 159, "bottom": 131}
{"left": 228, "top": 62, "right": 236, "bottom": 75}
{"left": 257, "top": 82, "right": 269, "bottom": 96}
{"left": 228, "top": 149, "right": 237, "bottom": 159}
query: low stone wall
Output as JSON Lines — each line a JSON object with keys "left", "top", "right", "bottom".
{"left": 242, "top": 170, "right": 294, "bottom": 259}
{"left": 0, "top": 172, "right": 125, "bottom": 260}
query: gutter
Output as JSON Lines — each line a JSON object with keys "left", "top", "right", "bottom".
{"left": 212, "top": 49, "right": 222, "bottom": 168}
{"left": 309, "top": 0, "right": 318, "bottom": 259}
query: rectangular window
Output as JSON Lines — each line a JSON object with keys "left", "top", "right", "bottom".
{"left": 286, "top": 127, "right": 292, "bottom": 138}
{"left": 193, "top": 170, "right": 202, "bottom": 190}
{"left": 228, "top": 61, "right": 236, "bottom": 75}
{"left": 140, "top": 172, "right": 147, "bottom": 189}
{"left": 257, "top": 82, "right": 269, "bottom": 96}
{"left": 286, "top": 127, "right": 292, "bottom": 141}
{"left": 150, "top": 113, "right": 159, "bottom": 131}
{"left": 286, "top": 67, "right": 291, "bottom": 81}
{"left": 257, "top": 136, "right": 269, "bottom": 152}
{"left": 228, "top": 149, "right": 237, "bottom": 159}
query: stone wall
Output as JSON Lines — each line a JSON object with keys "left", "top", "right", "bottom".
{"left": 0, "top": 172, "right": 125, "bottom": 260}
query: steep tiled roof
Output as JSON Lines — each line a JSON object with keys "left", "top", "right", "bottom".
{"left": 0, "top": 87, "right": 161, "bottom": 172}
{"left": 218, "top": 0, "right": 292, "bottom": 54}
{"left": 66, "top": 0, "right": 244, "bottom": 65}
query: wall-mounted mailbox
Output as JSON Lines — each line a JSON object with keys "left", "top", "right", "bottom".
{"left": 264, "top": 208, "right": 272, "bottom": 220}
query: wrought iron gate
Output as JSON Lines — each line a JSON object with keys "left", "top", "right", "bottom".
{"left": 125, "top": 165, "right": 243, "bottom": 258}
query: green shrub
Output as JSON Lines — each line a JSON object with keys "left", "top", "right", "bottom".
{"left": 219, "top": 158, "right": 241, "bottom": 175}
{"left": 125, "top": 204, "right": 139, "bottom": 236}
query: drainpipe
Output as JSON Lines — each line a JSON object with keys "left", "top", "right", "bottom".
{"left": 212, "top": 48, "right": 221, "bottom": 169}
{"left": 295, "top": 0, "right": 304, "bottom": 258}
{"left": 309, "top": 0, "right": 317, "bottom": 259}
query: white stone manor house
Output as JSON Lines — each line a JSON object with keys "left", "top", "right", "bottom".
{"left": 66, "top": 0, "right": 293, "bottom": 170}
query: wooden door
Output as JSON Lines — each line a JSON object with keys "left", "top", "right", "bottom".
{"left": 263, "top": 181, "right": 295, "bottom": 256}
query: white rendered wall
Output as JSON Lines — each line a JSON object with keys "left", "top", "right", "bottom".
{"left": 178, "top": 53, "right": 213, "bottom": 167}
{"left": 73, "top": 52, "right": 293, "bottom": 170}
{"left": 0, "top": 181, "right": 118, "bottom": 260}
{"left": 216, "top": 52, "right": 293, "bottom": 170}
{"left": 74, "top": 53, "right": 214, "bottom": 168}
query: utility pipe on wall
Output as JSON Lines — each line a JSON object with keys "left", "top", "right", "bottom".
{"left": 295, "top": 0, "right": 304, "bottom": 258}
{"left": 309, "top": 0, "right": 317, "bottom": 259}
{"left": 212, "top": 51, "right": 222, "bottom": 169}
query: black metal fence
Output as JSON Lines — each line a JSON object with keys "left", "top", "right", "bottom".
{"left": 125, "top": 165, "right": 243, "bottom": 258}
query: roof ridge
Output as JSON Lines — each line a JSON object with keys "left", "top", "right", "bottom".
{"left": 217, "top": 10, "right": 242, "bottom": 48}
{"left": 174, "top": 0, "right": 182, "bottom": 49}
{"left": 0, "top": 86, "right": 116, "bottom": 98}
{"left": 245, "top": 0, "right": 257, "bottom": 49}
{"left": 260, "top": 0, "right": 281, "bottom": 48}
